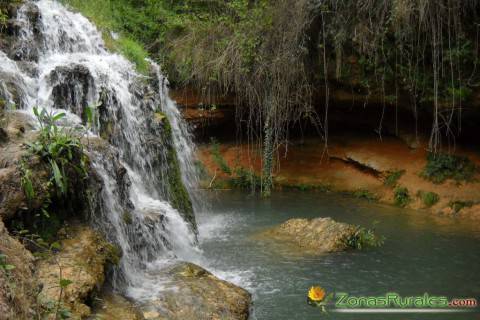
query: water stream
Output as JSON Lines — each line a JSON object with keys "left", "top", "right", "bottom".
{"left": 198, "top": 191, "right": 480, "bottom": 320}
{"left": 1, "top": 1, "right": 479, "bottom": 319}
{"left": 1, "top": 0, "right": 200, "bottom": 302}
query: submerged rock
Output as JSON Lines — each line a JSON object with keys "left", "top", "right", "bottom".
{"left": 140, "top": 262, "right": 251, "bottom": 320}
{"left": 36, "top": 225, "right": 119, "bottom": 319}
{"left": 261, "top": 217, "right": 382, "bottom": 253}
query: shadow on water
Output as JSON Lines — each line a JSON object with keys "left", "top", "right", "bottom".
{"left": 196, "top": 190, "right": 480, "bottom": 320}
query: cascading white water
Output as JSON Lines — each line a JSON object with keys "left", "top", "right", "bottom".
{"left": 0, "top": 0, "right": 203, "bottom": 301}
{"left": 149, "top": 61, "right": 203, "bottom": 212}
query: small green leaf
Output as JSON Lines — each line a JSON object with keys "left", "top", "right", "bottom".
{"left": 59, "top": 278, "right": 73, "bottom": 288}
{"left": 50, "top": 242, "right": 61, "bottom": 250}
{"left": 50, "top": 159, "right": 65, "bottom": 194}
{"left": 52, "top": 112, "right": 66, "bottom": 122}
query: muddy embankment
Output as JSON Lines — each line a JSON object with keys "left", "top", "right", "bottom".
{"left": 173, "top": 87, "right": 480, "bottom": 220}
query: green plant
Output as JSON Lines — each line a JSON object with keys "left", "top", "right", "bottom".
{"left": 417, "top": 190, "right": 439, "bottom": 208}
{"left": 230, "top": 167, "right": 261, "bottom": 191}
{"left": 448, "top": 200, "right": 474, "bottom": 213}
{"left": 0, "top": 9, "right": 7, "bottom": 30}
{"left": 353, "top": 189, "right": 378, "bottom": 201}
{"left": 394, "top": 186, "right": 410, "bottom": 207}
{"left": 0, "top": 254, "right": 15, "bottom": 272}
{"left": 384, "top": 169, "right": 405, "bottom": 187}
{"left": 296, "top": 183, "right": 314, "bottom": 191}
{"left": 345, "top": 225, "right": 384, "bottom": 249}
{"left": 24, "top": 107, "right": 87, "bottom": 197}
{"left": 116, "top": 37, "right": 149, "bottom": 74}
{"left": 122, "top": 211, "right": 133, "bottom": 225}
{"left": 209, "top": 139, "right": 231, "bottom": 175}
{"left": 421, "top": 153, "right": 476, "bottom": 184}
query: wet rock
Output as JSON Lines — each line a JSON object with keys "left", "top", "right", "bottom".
{"left": 140, "top": 262, "right": 251, "bottom": 320}
{"left": 261, "top": 217, "right": 361, "bottom": 253}
{"left": 50, "top": 65, "right": 95, "bottom": 118}
{"left": 0, "top": 220, "right": 38, "bottom": 320}
{"left": 84, "top": 137, "right": 134, "bottom": 211}
{"left": 8, "top": 3, "right": 41, "bottom": 62}
{"left": 36, "top": 225, "right": 119, "bottom": 319}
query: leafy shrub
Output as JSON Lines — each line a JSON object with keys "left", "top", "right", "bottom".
{"left": 345, "top": 226, "right": 385, "bottom": 249}
{"left": 384, "top": 169, "right": 405, "bottom": 187}
{"left": 417, "top": 190, "right": 439, "bottom": 207}
{"left": 22, "top": 107, "right": 87, "bottom": 198}
{"left": 448, "top": 200, "right": 474, "bottom": 213}
{"left": 421, "top": 153, "right": 476, "bottom": 184}
{"left": 394, "top": 186, "right": 410, "bottom": 207}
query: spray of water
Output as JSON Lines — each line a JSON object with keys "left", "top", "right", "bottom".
{"left": 0, "top": 0, "right": 204, "bottom": 300}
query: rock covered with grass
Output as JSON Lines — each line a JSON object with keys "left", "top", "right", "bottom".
{"left": 262, "top": 217, "right": 383, "bottom": 253}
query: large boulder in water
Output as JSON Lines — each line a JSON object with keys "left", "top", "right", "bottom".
{"left": 140, "top": 262, "right": 251, "bottom": 320}
{"left": 261, "top": 217, "right": 382, "bottom": 253}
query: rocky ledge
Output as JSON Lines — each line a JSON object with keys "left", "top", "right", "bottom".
{"left": 140, "top": 262, "right": 251, "bottom": 320}
{"left": 261, "top": 217, "right": 383, "bottom": 253}
{"left": 36, "top": 225, "right": 119, "bottom": 319}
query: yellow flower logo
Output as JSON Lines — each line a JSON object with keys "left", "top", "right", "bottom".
{"left": 308, "top": 286, "right": 326, "bottom": 302}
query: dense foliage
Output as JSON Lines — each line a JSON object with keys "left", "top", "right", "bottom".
{"left": 62, "top": 0, "right": 480, "bottom": 195}
{"left": 421, "top": 152, "right": 476, "bottom": 184}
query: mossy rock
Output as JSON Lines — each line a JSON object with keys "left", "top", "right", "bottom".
{"left": 139, "top": 262, "right": 251, "bottom": 320}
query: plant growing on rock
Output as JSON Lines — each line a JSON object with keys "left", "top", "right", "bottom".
{"left": 23, "top": 107, "right": 88, "bottom": 198}
{"left": 345, "top": 225, "right": 385, "bottom": 250}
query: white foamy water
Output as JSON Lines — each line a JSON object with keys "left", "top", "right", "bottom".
{"left": 0, "top": 0, "right": 220, "bottom": 301}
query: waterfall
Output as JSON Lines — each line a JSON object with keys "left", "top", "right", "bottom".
{"left": 0, "top": 0, "right": 202, "bottom": 300}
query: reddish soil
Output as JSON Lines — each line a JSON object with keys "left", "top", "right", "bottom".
{"left": 197, "top": 134, "right": 480, "bottom": 219}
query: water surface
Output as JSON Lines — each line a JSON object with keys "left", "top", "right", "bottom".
{"left": 196, "top": 191, "right": 480, "bottom": 320}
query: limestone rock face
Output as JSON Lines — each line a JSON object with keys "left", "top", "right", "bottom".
{"left": 140, "top": 262, "right": 251, "bottom": 320}
{"left": 0, "top": 220, "right": 38, "bottom": 320}
{"left": 0, "top": 112, "right": 51, "bottom": 220}
{"left": 36, "top": 225, "right": 119, "bottom": 319}
{"left": 262, "top": 217, "right": 359, "bottom": 253}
